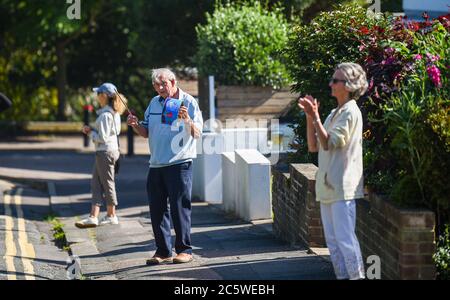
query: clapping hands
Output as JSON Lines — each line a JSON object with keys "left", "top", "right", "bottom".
{"left": 297, "top": 95, "right": 320, "bottom": 119}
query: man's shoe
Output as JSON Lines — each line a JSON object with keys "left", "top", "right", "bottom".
{"left": 75, "top": 216, "right": 98, "bottom": 229}
{"left": 146, "top": 255, "right": 173, "bottom": 265}
{"left": 173, "top": 253, "right": 193, "bottom": 264}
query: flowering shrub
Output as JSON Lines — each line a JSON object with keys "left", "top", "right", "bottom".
{"left": 286, "top": 3, "right": 450, "bottom": 228}
{"left": 285, "top": 3, "right": 389, "bottom": 162}
{"left": 375, "top": 20, "right": 450, "bottom": 216}
{"left": 434, "top": 224, "right": 450, "bottom": 280}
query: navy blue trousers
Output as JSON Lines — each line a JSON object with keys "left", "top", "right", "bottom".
{"left": 146, "top": 161, "right": 193, "bottom": 257}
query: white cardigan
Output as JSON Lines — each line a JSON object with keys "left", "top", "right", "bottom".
{"left": 315, "top": 100, "right": 364, "bottom": 203}
{"left": 90, "top": 105, "right": 121, "bottom": 152}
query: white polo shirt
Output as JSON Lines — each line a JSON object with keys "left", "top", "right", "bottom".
{"left": 140, "top": 88, "right": 203, "bottom": 168}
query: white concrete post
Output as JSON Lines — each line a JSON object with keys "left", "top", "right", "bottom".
{"left": 222, "top": 152, "right": 237, "bottom": 213}
{"left": 235, "top": 149, "right": 272, "bottom": 221}
{"left": 192, "top": 132, "right": 224, "bottom": 204}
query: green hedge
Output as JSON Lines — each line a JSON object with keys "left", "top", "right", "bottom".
{"left": 195, "top": 2, "right": 290, "bottom": 88}
{"left": 285, "top": 3, "right": 388, "bottom": 162}
{"left": 285, "top": 3, "right": 450, "bottom": 224}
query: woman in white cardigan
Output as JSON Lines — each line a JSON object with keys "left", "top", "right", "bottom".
{"left": 298, "top": 63, "right": 368, "bottom": 280}
{"left": 76, "top": 83, "right": 127, "bottom": 229}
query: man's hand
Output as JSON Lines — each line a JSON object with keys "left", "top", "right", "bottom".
{"left": 178, "top": 106, "right": 190, "bottom": 122}
{"left": 127, "top": 113, "right": 148, "bottom": 138}
{"left": 82, "top": 125, "right": 92, "bottom": 135}
{"left": 127, "top": 114, "right": 139, "bottom": 127}
{"left": 178, "top": 106, "right": 200, "bottom": 139}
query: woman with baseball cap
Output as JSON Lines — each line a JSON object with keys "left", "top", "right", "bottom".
{"left": 76, "top": 83, "right": 127, "bottom": 228}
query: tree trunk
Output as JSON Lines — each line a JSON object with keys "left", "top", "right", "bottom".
{"left": 56, "top": 41, "right": 68, "bottom": 121}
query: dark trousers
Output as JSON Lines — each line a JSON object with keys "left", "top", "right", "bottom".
{"left": 146, "top": 162, "right": 193, "bottom": 257}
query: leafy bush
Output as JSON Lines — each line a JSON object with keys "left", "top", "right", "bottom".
{"left": 285, "top": 2, "right": 450, "bottom": 226}
{"left": 434, "top": 224, "right": 450, "bottom": 280}
{"left": 285, "top": 3, "right": 390, "bottom": 161}
{"left": 0, "top": 43, "right": 59, "bottom": 122}
{"left": 195, "top": 1, "right": 290, "bottom": 88}
{"left": 376, "top": 20, "right": 450, "bottom": 214}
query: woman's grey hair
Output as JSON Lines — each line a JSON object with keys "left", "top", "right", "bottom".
{"left": 151, "top": 68, "right": 177, "bottom": 86}
{"left": 336, "top": 63, "right": 368, "bottom": 99}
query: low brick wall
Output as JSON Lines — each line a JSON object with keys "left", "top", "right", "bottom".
{"left": 272, "top": 163, "right": 437, "bottom": 280}
{"left": 356, "top": 193, "right": 436, "bottom": 280}
{"left": 272, "top": 164, "right": 325, "bottom": 248}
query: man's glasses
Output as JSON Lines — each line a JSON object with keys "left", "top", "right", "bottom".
{"left": 153, "top": 81, "right": 170, "bottom": 89}
{"left": 331, "top": 78, "right": 347, "bottom": 84}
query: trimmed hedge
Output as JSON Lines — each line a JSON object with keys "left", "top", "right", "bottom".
{"left": 195, "top": 2, "right": 290, "bottom": 89}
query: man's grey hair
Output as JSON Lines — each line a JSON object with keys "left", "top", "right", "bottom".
{"left": 151, "top": 68, "right": 177, "bottom": 86}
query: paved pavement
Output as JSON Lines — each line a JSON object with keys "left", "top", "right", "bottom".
{"left": 0, "top": 137, "right": 334, "bottom": 280}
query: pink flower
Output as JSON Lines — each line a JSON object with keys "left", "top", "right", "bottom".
{"left": 427, "top": 65, "right": 442, "bottom": 88}
{"left": 384, "top": 47, "right": 395, "bottom": 56}
{"left": 368, "top": 79, "right": 374, "bottom": 91}
{"left": 384, "top": 57, "right": 396, "bottom": 65}
{"left": 426, "top": 53, "right": 440, "bottom": 62}
{"left": 413, "top": 54, "right": 422, "bottom": 60}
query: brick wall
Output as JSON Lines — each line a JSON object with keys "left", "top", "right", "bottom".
{"left": 356, "top": 193, "right": 436, "bottom": 280}
{"left": 272, "top": 163, "right": 325, "bottom": 248}
{"left": 272, "top": 163, "right": 437, "bottom": 280}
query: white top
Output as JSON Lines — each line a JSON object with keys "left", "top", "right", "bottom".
{"left": 315, "top": 100, "right": 364, "bottom": 203}
{"left": 90, "top": 105, "right": 121, "bottom": 152}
